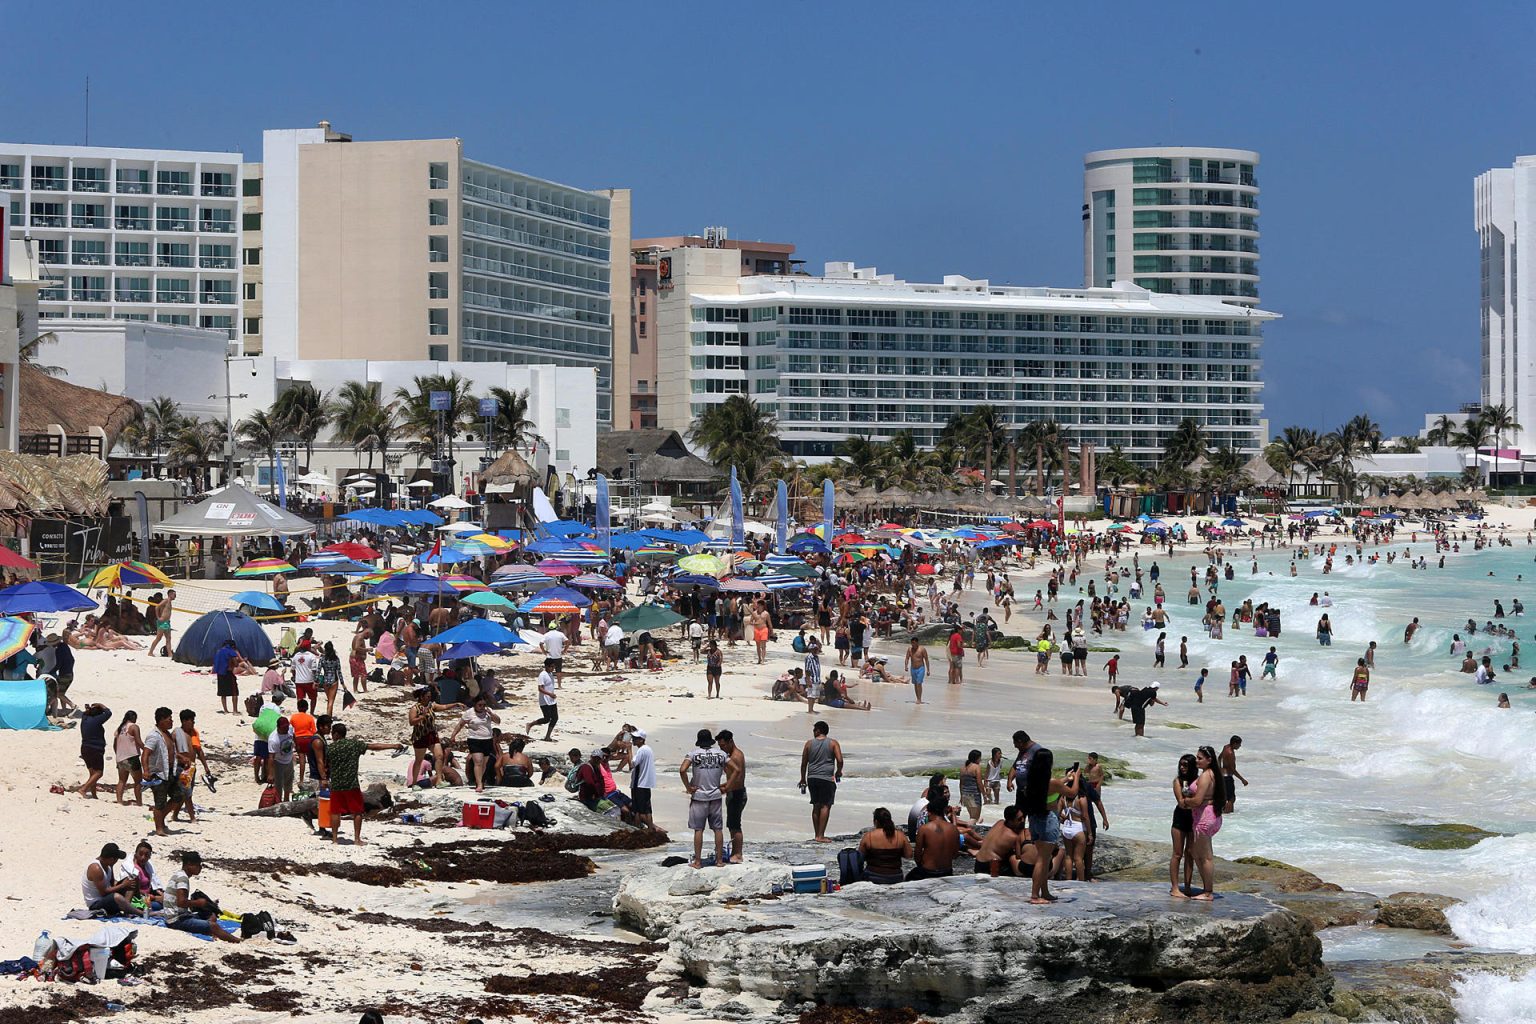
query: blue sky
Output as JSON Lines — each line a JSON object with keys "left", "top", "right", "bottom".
{"left": 8, "top": 2, "right": 1535, "bottom": 436}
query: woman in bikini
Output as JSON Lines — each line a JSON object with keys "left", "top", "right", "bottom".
{"left": 1179, "top": 745, "right": 1223, "bottom": 900}
{"left": 71, "top": 615, "right": 144, "bottom": 651}
{"left": 1168, "top": 753, "right": 1198, "bottom": 897}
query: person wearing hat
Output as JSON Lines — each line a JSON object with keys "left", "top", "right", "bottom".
{"left": 628, "top": 728, "right": 655, "bottom": 831}
{"left": 81, "top": 842, "right": 134, "bottom": 915}
{"left": 679, "top": 728, "right": 729, "bottom": 868}
{"left": 573, "top": 748, "right": 610, "bottom": 811}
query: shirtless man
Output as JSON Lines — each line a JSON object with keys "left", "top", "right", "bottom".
{"left": 1219, "top": 736, "right": 1248, "bottom": 812}
{"left": 146, "top": 589, "right": 176, "bottom": 658}
{"left": 973, "top": 805, "right": 1026, "bottom": 877}
{"left": 750, "top": 602, "right": 772, "bottom": 665}
{"left": 908, "top": 797, "right": 960, "bottom": 880}
{"left": 427, "top": 601, "right": 454, "bottom": 637}
{"left": 1404, "top": 617, "right": 1420, "bottom": 644}
{"left": 718, "top": 730, "right": 747, "bottom": 863}
{"left": 903, "top": 636, "right": 930, "bottom": 705}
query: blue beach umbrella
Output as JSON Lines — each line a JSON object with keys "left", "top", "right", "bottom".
{"left": 0, "top": 581, "right": 98, "bottom": 614}
{"left": 427, "top": 619, "right": 523, "bottom": 646}
{"left": 230, "top": 591, "right": 285, "bottom": 612}
{"left": 440, "top": 640, "right": 509, "bottom": 660}
{"left": 370, "top": 573, "right": 461, "bottom": 598}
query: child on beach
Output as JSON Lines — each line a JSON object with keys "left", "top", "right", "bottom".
{"left": 985, "top": 748, "right": 1003, "bottom": 804}
{"left": 1262, "top": 647, "right": 1278, "bottom": 679}
{"left": 1194, "top": 667, "right": 1208, "bottom": 702}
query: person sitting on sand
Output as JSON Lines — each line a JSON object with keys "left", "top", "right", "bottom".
{"left": 771, "top": 669, "right": 807, "bottom": 702}
{"left": 862, "top": 656, "right": 906, "bottom": 685}
{"left": 70, "top": 615, "right": 144, "bottom": 651}
{"left": 81, "top": 842, "right": 135, "bottom": 915}
{"left": 496, "top": 735, "right": 535, "bottom": 787}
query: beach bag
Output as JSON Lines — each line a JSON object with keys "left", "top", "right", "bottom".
{"left": 244, "top": 693, "right": 263, "bottom": 719}
{"left": 516, "top": 801, "right": 548, "bottom": 829}
{"left": 837, "top": 847, "right": 865, "bottom": 886}
{"left": 792, "top": 634, "right": 807, "bottom": 654}
{"left": 258, "top": 785, "right": 279, "bottom": 810}
{"left": 53, "top": 947, "right": 93, "bottom": 984}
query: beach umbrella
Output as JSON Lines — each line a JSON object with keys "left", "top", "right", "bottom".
{"left": 522, "top": 585, "right": 591, "bottom": 608}
{"left": 773, "top": 562, "right": 818, "bottom": 580}
{"left": 608, "top": 532, "right": 652, "bottom": 551}
{"left": 437, "top": 574, "right": 491, "bottom": 593}
{"left": 427, "top": 619, "right": 523, "bottom": 646}
{"left": 756, "top": 573, "right": 811, "bottom": 591}
{"left": 1106, "top": 523, "right": 1134, "bottom": 533}
{"left": 437, "top": 522, "right": 483, "bottom": 534}
{"left": 541, "top": 547, "right": 609, "bottom": 566}
{"left": 370, "top": 572, "right": 461, "bottom": 598}
{"left": 441, "top": 640, "right": 510, "bottom": 660}
{"left": 569, "top": 572, "right": 622, "bottom": 591}
{"left": 0, "top": 548, "right": 38, "bottom": 574}
{"left": 670, "top": 572, "right": 722, "bottom": 589}
{"left": 0, "top": 617, "right": 35, "bottom": 661}
{"left": 428, "top": 495, "right": 474, "bottom": 510}
{"left": 464, "top": 533, "right": 516, "bottom": 552}
{"left": 79, "top": 559, "right": 173, "bottom": 589}
{"left": 617, "top": 604, "right": 687, "bottom": 631}
{"left": 676, "top": 553, "right": 728, "bottom": 577}
{"left": 915, "top": 563, "right": 937, "bottom": 575}
{"left": 788, "top": 537, "right": 831, "bottom": 554}
{"left": 491, "top": 565, "right": 554, "bottom": 586}
{"left": 762, "top": 553, "right": 803, "bottom": 568}
{"left": 461, "top": 591, "right": 516, "bottom": 610}
{"left": 518, "top": 596, "right": 580, "bottom": 615}
{"left": 320, "top": 541, "right": 381, "bottom": 561}
{"left": 0, "top": 581, "right": 98, "bottom": 614}
{"left": 720, "top": 577, "right": 768, "bottom": 594}
{"left": 229, "top": 591, "right": 285, "bottom": 612}
{"left": 534, "top": 559, "right": 581, "bottom": 577}
{"left": 306, "top": 557, "right": 374, "bottom": 574}
{"left": 1221, "top": 518, "right": 1247, "bottom": 528}
{"left": 631, "top": 545, "right": 676, "bottom": 562}
{"left": 1143, "top": 525, "right": 1168, "bottom": 535}
{"left": 233, "top": 558, "right": 297, "bottom": 578}
{"left": 420, "top": 547, "right": 476, "bottom": 565}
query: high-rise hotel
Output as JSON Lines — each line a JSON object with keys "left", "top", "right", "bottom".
{"left": 1475, "top": 156, "right": 1536, "bottom": 453}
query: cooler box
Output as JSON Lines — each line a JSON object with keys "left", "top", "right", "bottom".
{"left": 791, "top": 864, "right": 826, "bottom": 894}
{"left": 462, "top": 798, "right": 513, "bottom": 829}
{"left": 317, "top": 796, "right": 332, "bottom": 830}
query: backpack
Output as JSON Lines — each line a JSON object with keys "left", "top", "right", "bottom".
{"left": 244, "top": 693, "right": 263, "bottom": 719}
{"left": 52, "top": 946, "right": 93, "bottom": 984}
{"left": 516, "top": 801, "right": 548, "bottom": 829}
{"left": 837, "top": 847, "right": 865, "bottom": 887}
{"left": 258, "top": 785, "right": 279, "bottom": 810}
{"left": 792, "top": 634, "right": 807, "bottom": 654}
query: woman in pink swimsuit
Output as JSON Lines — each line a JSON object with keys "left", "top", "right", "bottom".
{"left": 1179, "top": 744, "right": 1224, "bottom": 901}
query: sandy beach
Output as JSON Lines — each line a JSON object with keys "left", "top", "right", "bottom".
{"left": 4, "top": 502, "right": 1535, "bottom": 1022}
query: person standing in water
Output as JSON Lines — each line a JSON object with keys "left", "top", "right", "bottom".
{"left": 1219, "top": 736, "right": 1248, "bottom": 812}
{"left": 1350, "top": 658, "right": 1370, "bottom": 701}
{"left": 903, "top": 635, "right": 929, "bottom": 705}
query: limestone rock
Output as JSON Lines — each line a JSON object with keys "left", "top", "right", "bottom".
{"left": 1326, "top": 951, "right": 1533, "bottom": 1023}
{"left": 666, "top": 876, "right": 1330, "bottom": 1022}
{"left": 1374, "top": 892, "right": 1460, "bottom": 934}
{"left": 613, "top": 862, "right": 794, "bottom": 939}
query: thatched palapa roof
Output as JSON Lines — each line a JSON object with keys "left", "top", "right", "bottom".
{"left": 477, "top": 450, "right": 539, "bottom": 493}
{"left": 597, "top": 429, "right": 722, "bottom": 485}
{"left": 19, "top": 364, "right": 140, "bottom": 450}
{"left": 0, "top": 452, "right": 111, "bottom": 516}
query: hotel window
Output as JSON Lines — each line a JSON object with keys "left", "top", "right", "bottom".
{"left": 429, "top": 199, "right": 449, "bottom": 226}
{"left": 200, "top": 315, "right": 233, "bottom": 330}
{"left": 115, "top": 241, "right": 150, "bottom": 266}
{"left": 71, "top": 240, "right": 107, "bottom": 265}
{"left": 200, "top": 243, "right": 234, "bottom": 269}
{"left": 156, "top": 170, "right": 192, "bottom": 195}
{"left": 0, "top": 163, "right": 19, "bottom": 189}
{"left": 31, "top": 165, "right": 66, "bottom": 190}
{"left": 72, "top": 166, "right": 108, "bottom": 192}
{"left": 200, "top": 280, "right": 235, "bottom": 304}
{"left": 200, "top": 208, "right": 234, "bottom": 233}
{"left": 201, "top": 171, "right": 235, "bottom": 197}
{"left": 242, "top": 213, "right": 262, "bottom": 231}
{"left": 116, "top": 168, "right": 150, "bottom": 194}
{"left": 242, "top": 177, "right": 262, "bottom": 197}
{"left": 157, "top": 314, "right": 191, "bottom": 326}
{"left": 242, "top": 247, "right": 261, "bottom": 266}
{"left": 429, "top": 163, "right": 449, "bottom": 189}
{"left": 243, "top": 283, "right": 257, "bottom": 300}
{"left": 29, "top": 201, "right": 65, "bottom": 227}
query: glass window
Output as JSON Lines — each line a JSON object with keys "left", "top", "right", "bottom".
{"left": 242, "top": 212, "right": 262, "bottom": 231}
{"left": 242, "top": 177, "right": 262, "bottom": 197}
{"left": 242, "top": 247, "right": 260, "bottom": 266}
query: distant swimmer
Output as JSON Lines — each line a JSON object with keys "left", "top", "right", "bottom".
{"left": 1404, "top": 618, "right": 1421, "bottom": 643}
{"left": 1497, "top": 693, "right": 1511, "bottom": 708}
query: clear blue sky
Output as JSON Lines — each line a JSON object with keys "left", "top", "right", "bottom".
{"left": 9, "top": 1, "right": 1535, "bottom": 437}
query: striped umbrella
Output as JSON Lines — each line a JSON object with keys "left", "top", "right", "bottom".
{"left": 233, "top": 559, "right": 298, "bottom": 578}
{"left": 79, "top": 560, "right": 174, "bottom": 589}
{"left": 720, "top": 577, "right": 768, "bottom": 594}
{"left": 545, "top": 547, "right": 608, "bottom": 566}
{"left": 437, "top": 574, "right": 491, "bottom": 592}
{"left": 533, "top": 559, "right": 581, "bottom": 577}
{"left": 756, "top": 573, "right": 810, "bottom": 591}
{"left": 631, "top": 545, "right": 676, "bottom": 562}
{"left": 569, "top": 572, "right": 622, "bottom": 590}
{"left": 0, "top": 616, "right": 34, "bottom": 661}
{"left": 518, "top": 594, "right": 581, "bottom": 615}
{"left": 356, "top": 566, "right": 410, "bottom": 584}
{"left": 762, "top": 554, "right": 803, "bottom": 568}
{"left": 491, "top": 564, "right": 553, "bottom": 585}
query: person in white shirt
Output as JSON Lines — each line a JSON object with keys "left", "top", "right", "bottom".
{"left": 525, "top": 663, "right": 559, "bottom": 741}
{"left": 448, "top": 695, "right": 500, "bottom": 792}
{"left": 628, "top": 728, "right": 656, "bottom": 831}
{"left": 603, "top": 623, "right": 624, "bottom": 670}
{"left": 678, "top": 728, "right": 730, "bottom": 868}
{"left": 292, "top": 644, "right": 321, "bottom": 705}
{"left": 541, "top": 627, "right": 567, "bottom": 688}
{"left": 688, "top": 619, "right": 705, "bottom": 662}
{"left": 164, "top": 851, "right": 242, "bottom": 942}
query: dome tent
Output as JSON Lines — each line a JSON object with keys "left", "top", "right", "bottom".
{"left": 174, "top": 610, "right": 274, "bottom": 667}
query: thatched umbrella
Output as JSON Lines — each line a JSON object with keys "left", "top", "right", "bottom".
{"left": 19, "top": 364, "right": 141, "bottom": 451}
{"left": 477, "top": 450, "right": 539, "bottom": 498}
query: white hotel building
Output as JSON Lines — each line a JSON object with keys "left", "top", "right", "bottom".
{"left": 655, "top": 248, "right": 1276, "bottom": 464}
{"left": 1, "top": 144, "right": 242, "bottom": 333}
{"left": 1475, "top": 156, "right": 1536, "bottom": 455}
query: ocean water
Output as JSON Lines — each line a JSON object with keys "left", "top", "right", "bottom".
{"left": 643, "top": 529, "right": 1536, "bottom": 1022}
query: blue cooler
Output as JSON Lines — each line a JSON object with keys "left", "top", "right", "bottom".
{"left": 791, "top": 864, "right": 827, "bottom": 894}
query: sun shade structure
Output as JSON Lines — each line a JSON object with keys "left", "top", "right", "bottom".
{"left": 173, "top": 609, "right": 274, "bottom": 666}
{"left": 0, "top": 617, "right": 36, "bottom": 661}
{"left": 616, "top": 603, "right": 687, "bottom": 631}
{"left": 154, "top": 483, "right": 317, "bottom": 537}
{"left": 229, "top": 591, "right": 285, "bottom": 612}
{"left": 427, "top": 619, "right": 524, "bottom": 646}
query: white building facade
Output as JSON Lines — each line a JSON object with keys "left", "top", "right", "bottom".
{"left": 1083, "top": 147, "right": 1260, "bottom": 306}
{"left": 656, "top": 252, "right": 1275, "bottom": 464}
{"left": 1475, "top": 157, "right": 1536, "bottom": 452}
{"left": 0, "top": 143, "right": 242, "bottom": 334}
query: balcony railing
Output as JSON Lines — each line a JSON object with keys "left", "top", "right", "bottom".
{"left": 116, "top": 253, "right": 151, "bottom": 267}
{"left": 461, "top": 181, "right": 609, "bottom": 229}
{"left": 37, "top": 251, "right": 66, "bottom": 265}
{"left": 156, "top": 291, "right": 193, "bottom": 304}
{"left": 116, "top": 180, "right": 150, "bottom": 194}
{"left": 71, "top": 216, "right": 108, "bottom": 229}
{"left": 156, "top": 255, "right": 194, "bottom": 267}
{"left": 29, "top": 214, "right": 65, "bottom": 227}
{"left": 200, "top": 184, "right": 236, "bottom": 197}
{"left": 0, "top": 176, "right": 20, "bottom": 190}
{"left": 156, "top": 182, "right": 193, "bottom": 196}
{"left": 428, "top": 251, "right": 450, "bottom": 263}
{"left": 199, "top": 293, "right": 235, "bottom": 305}
{"left": 71, "top": 289, "right": 107, "bottom": 302}
{"left": 31, "top": 178, "right": 66, "bottom": 191}
{"left": 115, "top": 217, "right": 151, "bottom": 230}
{"left": 114, "top": 289, "right": 151, "bottom": 303}
{"left": 72, "top": 253, "right": 107, "bottom": 266}
{"left": 156, "top": 219, "right": 192, "bottom": 232}
{"left": 198, "top": 220, "right": 235, "bottom": 233}
{"left": 72, "top": 179, "right": 109, "bottom": 193}
{"left": 199, "top": 256, "right": 236, "bottom": 269}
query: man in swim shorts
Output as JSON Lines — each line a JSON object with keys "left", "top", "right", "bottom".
{"left": 751, "top": 603, "right": 772, "bottom": 665}
{"left": 903, "top": 635, "right": 929, "bottom": 705}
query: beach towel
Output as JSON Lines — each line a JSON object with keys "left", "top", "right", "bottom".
{"left": 60, "top": 914, "right": 213, "bottom": 942}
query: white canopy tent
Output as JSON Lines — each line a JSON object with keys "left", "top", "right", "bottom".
{"left": 154, "top": 483, "right": 316, "bottom": 537}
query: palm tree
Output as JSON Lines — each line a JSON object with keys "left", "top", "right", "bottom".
{"left": 236, "top": 409, "right": 286, "bottom": 492}
{"left": 393, "top": 372, "right": 478, "bottom": 462}
{"left": 1096, "top": 445, "right": 1144, "bottom": 488}
{"left": 1161, "top": 417, "right": 1208, "bottom": 472}
{"left": 1427, "top": 414, "right": 1458, "bottom": 447}
{"left": 123, "top": 396, "right": 187, "bottom": 460}
{"left": 1017, "top": 420, "right": 1066, "bottom": 494}
{"left": 1339, "top": 414, "right": 1384, "bottom": 455}
{"left": 168, "top": 419, "right": 224, "bottom": 490}
{"left": 1452, "top": 417, "right": 1495, "bottom": 483}
{"left": 687, "top": 395, "right": 782, "bottom": 490}
{"left": 273, "top": 382, "right": 330, "bottom": 469}
{"left": 940, "top": 406, "right": 1009, "bottom": 489}
{"left": 1271, "top": 426, "right": 1322, "bottom": 499}
{"left": 18, "top": 328, "right": 66, "bottom": 377}
{"left": 1481, "top": 404, "right": 1522, "bottom": 486}
{"left": 1201, "top": 445, "right": 1252, "bottom": 503}
{"left": 482, "top": 386, "right": 546, "bottom": 454}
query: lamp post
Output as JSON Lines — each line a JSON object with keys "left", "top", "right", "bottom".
{"left": 216, "top": 354, "right": 256, "bottom": 485}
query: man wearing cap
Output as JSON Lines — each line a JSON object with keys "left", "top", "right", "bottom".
{"left": 679, "top": 728, "right": 729, "bottom": 868}
{"left": 1123, "top": 681, "right": 1168, "bottom": 737}
{"left": 629, "top": 728, "right": 656, "bottom": 831}
{"left": 81, "top": 843, "right": 134, "bottom": 915}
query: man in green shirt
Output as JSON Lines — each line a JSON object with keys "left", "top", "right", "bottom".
{"left": 320, "top": 722, "right": 402, "bottom": 846}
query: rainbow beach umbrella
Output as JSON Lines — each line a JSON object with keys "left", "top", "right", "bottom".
{"left": 80, "top": 560, "right": 174, "bottom": 589}
{"left": 233, "top": 558, "right": 297, "bottom": 578}
{"left": 437, "top": 574, "right": 491, "bottom": 593}
{"left": 0, "top": 616, "right": 34, "bottom": 661}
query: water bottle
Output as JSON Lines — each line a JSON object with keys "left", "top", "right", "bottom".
{"left": 31, "top": 930, "right": 51, "bottom": 960}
